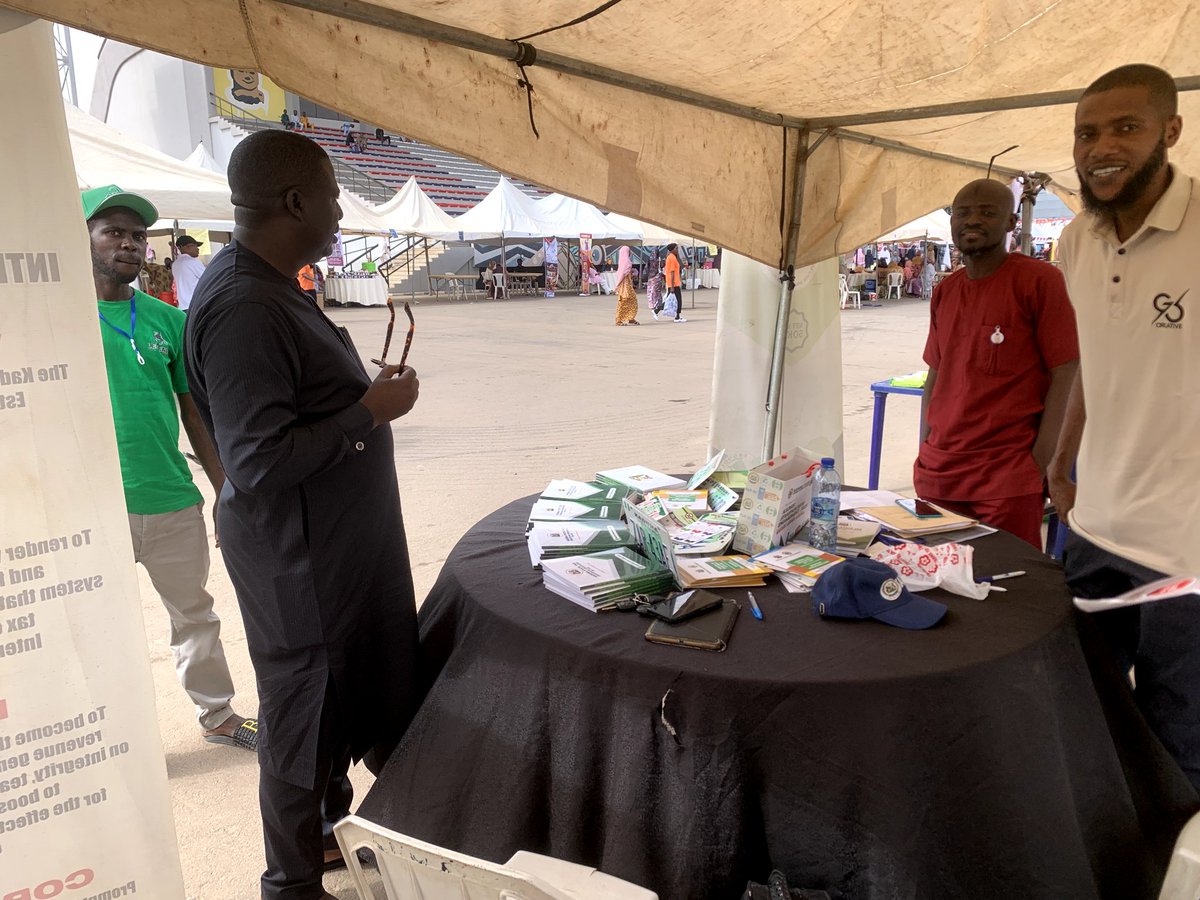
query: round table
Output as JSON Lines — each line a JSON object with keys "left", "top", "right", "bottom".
{"left": 324, "top": 275, "right": 389, "bottom": 306}
{"left": 359, "top": 494, "right": 1197, "bottom": 900}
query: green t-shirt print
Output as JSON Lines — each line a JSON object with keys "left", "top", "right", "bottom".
{"left": 97, "top": 289, "right": 203, "bottom": 515}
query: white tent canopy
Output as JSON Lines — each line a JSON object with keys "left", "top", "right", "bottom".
{"left": 68, "top": 102, "right": 234, "bottom": 229}
{"left": 449, "top": 176, "right": 544, "bottom": 239}
{"left": 876, "top": 211, "right": 953, "bottom": 244}
{"left": 374, "top": 176, "right": 460, "bottom": 239}
{"left": 184, "top": 143, "right": 225, "bottom": 174}
{"left": 534, "top": 193, "right": 638, "bottom": 239}
{"left": 605, "top": 212, "right": 707, "bottom": 247}
{"left": 69, "top": 103, "right": 388, "bottom": 233}
{"left": 20, "top": 0, "right": 1199, "bottom": 270}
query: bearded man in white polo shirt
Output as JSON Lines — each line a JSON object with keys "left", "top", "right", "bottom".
{"left": 1049, "top": 64, "right": 1200, "bottom": 790}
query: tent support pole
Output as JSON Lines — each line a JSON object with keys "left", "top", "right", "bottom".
{"left": 762, "top": 128, "right": 809, "bottom": 464}
{"left": 422, "top": 238, "right": 432, "bottom": 300}
{"left": 1019, "top": 173, "right": 1050, "bottom": 255}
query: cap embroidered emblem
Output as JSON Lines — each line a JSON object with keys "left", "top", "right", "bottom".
{"left": 880, "top": 578, "right": 904, "bottom": 602}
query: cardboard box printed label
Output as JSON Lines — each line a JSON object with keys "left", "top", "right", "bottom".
{"left": 733, "top": 448, "right": 822, "bottom": 554}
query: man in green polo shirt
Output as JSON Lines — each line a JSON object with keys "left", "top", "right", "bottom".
{"left": 84, "top": 184, "right": 256, "bottom": 751}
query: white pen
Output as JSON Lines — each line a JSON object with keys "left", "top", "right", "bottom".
{"left": 980, "top": 570, "right": 1025, "bottom": 583}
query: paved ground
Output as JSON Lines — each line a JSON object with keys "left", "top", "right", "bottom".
{"left": 146, "top": 286, "right": 930, "bottom": 898}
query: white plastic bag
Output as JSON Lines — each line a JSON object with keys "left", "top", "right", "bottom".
{"left": 867, "top": 541, "right": 990, "bottom": 600}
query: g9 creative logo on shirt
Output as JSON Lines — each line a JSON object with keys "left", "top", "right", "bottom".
{"left": 1152, "top": 290, "right": 1187, "bottom": 329}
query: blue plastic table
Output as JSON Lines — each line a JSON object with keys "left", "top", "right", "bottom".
{"left": 868, "top": 378, "right": 924, "bottom": 489}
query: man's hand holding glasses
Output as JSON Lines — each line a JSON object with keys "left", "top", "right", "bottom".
{"left": 362, "top": 300, "right": 419, "bottom": 427}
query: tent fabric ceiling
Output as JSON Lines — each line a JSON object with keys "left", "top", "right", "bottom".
{"left": 22, "top": 0, "right": 1200, "bottom": 267}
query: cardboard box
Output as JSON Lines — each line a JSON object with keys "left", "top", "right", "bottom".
{"left": 733, "top": 448, "right": 822, "bottom": 554}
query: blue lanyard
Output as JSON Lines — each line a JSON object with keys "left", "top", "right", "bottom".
{"left": 98, "top": 296, "right": 145, "bottom": 365}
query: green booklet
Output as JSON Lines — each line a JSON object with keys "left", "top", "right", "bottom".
{"left": 541, "top": 479, "right": 632, "bottom": 505}
{"left": 595, "top": 465, "right": 686, "bottom": 492}
{"left": 528, "top": 498, "right": 623, "bottom": 522}
{"left": 526, "top": 521, "right": 635, "bottom": 567}
{"left": 541, "top": 548, "right": 674, "bottom": 612}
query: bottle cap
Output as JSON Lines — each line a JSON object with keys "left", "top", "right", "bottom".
{"left": 821, "top": 457, "right": 835, "bottom": 467}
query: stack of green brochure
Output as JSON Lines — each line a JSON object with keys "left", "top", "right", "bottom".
{"left": 528, "top": 498, "right": 624, "bottom": 523}
{"left": 541, "top": 548, "right": 674, "bottom": 612}
{"left": 541, "top": 479, "right": 632, "bottom": 505}
{"left": 526, "top": 521, "right": 636, "bottom": 567}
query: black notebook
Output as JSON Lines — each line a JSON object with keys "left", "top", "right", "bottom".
{"left": 644, "top": 599, "right": 740, "bottom": 652}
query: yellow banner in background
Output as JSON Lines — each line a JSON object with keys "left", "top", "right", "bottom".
{"left": 212, "top": 67, "right": 285, "bottom": 121}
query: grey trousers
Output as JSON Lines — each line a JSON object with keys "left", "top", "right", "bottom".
{"left": 128, "top": 502, "right": 236, "bottom": 731}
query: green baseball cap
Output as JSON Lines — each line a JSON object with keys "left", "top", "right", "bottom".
{"left": 80, "top": 185, "right": 159, "bottom": 227}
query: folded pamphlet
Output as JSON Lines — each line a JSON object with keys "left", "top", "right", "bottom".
{"left": 595, "top": 465, "right": 686, "bottom": 492}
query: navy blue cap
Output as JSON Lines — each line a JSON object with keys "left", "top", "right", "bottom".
{"left": 812, "top": 557, "right": 947, "bottom": 629}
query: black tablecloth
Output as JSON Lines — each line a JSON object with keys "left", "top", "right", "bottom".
{"left": 359, "top": 495, "right": 1198, "bottom": 900}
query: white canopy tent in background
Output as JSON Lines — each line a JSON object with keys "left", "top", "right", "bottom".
{"left": 375, "top": 176, "right": 460, "bottom": 239}
{"left": 184, "top": 142, "right": 225, "bottom": 174}
{"left": 606, "top": 212, "right": 705, "bottom": 247}
{"left": 449, "top": 175, "right": 542, "bottom": 239}
{"left": 70, "top": 103, "right": 389, "bottom": 233}
{"left": 535, "top": 193, "right": 638, "bottom": 240}
{"left": 68, "top": 101, "right": 233, "bottom": 228}
{"left": 876, "top": 211, "right": 953, "bottom": 244}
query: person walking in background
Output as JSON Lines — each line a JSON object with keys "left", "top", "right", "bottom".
{"left": 613, "top": 245, "right": 639, "bottom": 326}
{"left": 664, "top": 242, "right": 687, "bottom": 323}
{"left": 172, "top": 234, "right": 207, "bottom": 311}
{"left": 914, "top": 177, "right": 1079, "bottom": 548}
{"left": 84, "top": 184, "right": 257, "bottom": 754}
{"left": 645, "top": 267, "right": 665, "bottom": 320}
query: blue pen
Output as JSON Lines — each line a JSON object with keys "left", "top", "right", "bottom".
{"left": 747, "top": 592, "right": 763, "bottom": 620}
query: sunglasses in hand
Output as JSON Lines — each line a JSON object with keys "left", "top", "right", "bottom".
{"left": 371, "top": 299, "right": 414, "bottom": 370}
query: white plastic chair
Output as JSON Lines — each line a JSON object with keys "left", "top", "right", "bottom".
{"left": 886, "top": 272, "right": 903, "bottom": 299}
{"left": 492, "top": 272, "right": 507, "bottom": 300}
{"left": 839, "top": 274, "right": 861, "bottom": 310}
{"left": 1159, "top": 810, "right": 1200, "bottom": 900}
{"left": 334, "top": 814, "right": 658, "bottom": 900}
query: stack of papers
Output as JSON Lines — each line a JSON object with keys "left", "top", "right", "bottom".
{"left": 853, "top": 503, "right": 978, "bottom": 539}
{"left": 672, "top": 512, "right": 739, "bottom": 556}
{"left": 755, "top": 542, "right": 845, "bottom": 592}
{"left": 526, "top": 521, "right": 636, "bottom": 567}
{"left": 675, "top": 555, "right": 772, "bottom": 590}
{"left": 595, "top": 465, "right": 686, "bottom": 492}
{"left": 541, "top": 548, "right": 675, "bottom": 612}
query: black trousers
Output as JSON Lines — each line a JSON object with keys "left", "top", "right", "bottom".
{"left": 669, "top": 285, "right": 683, "bottom": 319}
{"left": 1065, "top": 531, "right": 1200, "bottom": 791}
{"left": 259, "top": 678, "right": 358, "bottom": 900}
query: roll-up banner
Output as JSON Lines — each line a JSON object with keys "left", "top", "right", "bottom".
{"left": 0, "top": 14, "right": 185, "bottom": 899}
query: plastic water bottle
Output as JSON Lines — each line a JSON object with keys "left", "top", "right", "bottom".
{"left": 809, "top": 457, "right": 840, "bottom": 552}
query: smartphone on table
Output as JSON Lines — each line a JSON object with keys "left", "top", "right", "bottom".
{"left": 637, "top": 589, "right": 724, "bottom": 623}
{"left": 896, "top": 498, "right": 945, "bottom": 519}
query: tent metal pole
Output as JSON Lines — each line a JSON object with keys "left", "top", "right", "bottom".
{"left": 1019, "top": 173, "right": 1050, "bottom": 255}
{"left": 422, "top": 238, "right": 432, "bottom": 299}
{"left": 762, "top": 128, "right": 809, "bottom": 464}
{"left": 834, "top": 129, "right": 1027, "bottom": 180}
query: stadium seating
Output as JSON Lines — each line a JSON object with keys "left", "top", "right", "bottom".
{"left": 223, "top": 117, "right": 544, "bottom": 212}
